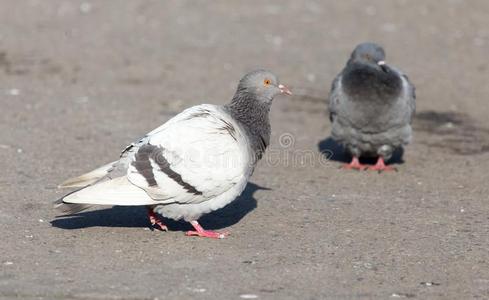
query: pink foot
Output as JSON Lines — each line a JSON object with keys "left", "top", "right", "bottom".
{"left": 367, "top": 157, "right": 397, "bottom": 173}
{"left": 147, "top": 207, "right": 168, "bottom": 231}
{"left": 342, "top": 157, "right": 367, "bottom": 171}
{"left": 185, "top": 221, "right": 229, "bottom": 239}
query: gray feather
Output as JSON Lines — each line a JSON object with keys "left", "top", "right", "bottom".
{"left": 58, "top": 162, "right": 116, "bottom": 188}
{"left": 328, "top": 43, "right": 416, "bottom": 160}
{"left": 54, "top": 189, "right": 93, "bottom": 215}
{"left": 225, "top": 69, "right": 278, "bottom": 162}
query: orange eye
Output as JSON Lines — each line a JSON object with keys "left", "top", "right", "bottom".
{"left": 264, "top": 79, "right": 271, "bottom": 86}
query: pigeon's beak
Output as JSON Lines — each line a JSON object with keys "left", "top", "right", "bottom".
{"left": 278, "top": 84, "right": 292, "bottom": 96}
{"left": 377, "top": 61, "right": 389, "bottom": 73}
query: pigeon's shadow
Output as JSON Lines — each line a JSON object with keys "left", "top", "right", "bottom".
{"left": 51, "top": 182, "right": 268, "bottom": 231}
{"left": 318, "top": 136, "right": 404, "bottom": 165}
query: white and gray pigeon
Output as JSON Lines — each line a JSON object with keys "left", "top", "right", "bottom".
{"left": 328, "top": 42, "right": 416, "bottom": 171}
{"left": 55, "top": 69, "right": 291, "bottom": 239}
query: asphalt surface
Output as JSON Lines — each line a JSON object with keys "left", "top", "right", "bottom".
{"left": 1, "top": 1, "right": 489, "bottom": 299}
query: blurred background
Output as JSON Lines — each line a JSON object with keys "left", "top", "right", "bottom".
{"left": 2, "top": 1, "right": 489, "bottom": 161}
{"left": 1, "top": 1, "right": 489, "bottom": 299}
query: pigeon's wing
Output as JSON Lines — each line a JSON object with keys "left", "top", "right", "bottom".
{"left": 402, "top": 73, "right": 416, "bottom": 123}
{"left": 328, "top": 74, "right": 342, "bottom": 123}
{"left": 127, "top": 104, "right": 250, "bottom": 205}
{"left": 386, "top": 65, "right": 416, "bottom": 124}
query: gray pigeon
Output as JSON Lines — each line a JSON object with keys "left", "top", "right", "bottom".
{"left": 55, "top": 69, "right": 291, "bottom": 239}
{"left": 328, "top": 42, "right": 416, "bottom": 171}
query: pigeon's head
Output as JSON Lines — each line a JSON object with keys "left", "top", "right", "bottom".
{"left": 235, "top": 69, "right": 292, "bottom": 104}
{"left": 349, "top": 42, "right": 387, "bottom": 70}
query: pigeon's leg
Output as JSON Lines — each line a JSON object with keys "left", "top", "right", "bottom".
{"left": 367, "top": 157, "right": 397, "bottom": 173}
{"left": 185, "top": 220, "right": 229, "bottom": 239}
{"left": 342, "top": 157, "right": 367, "bottom": 170}
{"left": 146, "top": 207, "right": 168, "bottom": 231}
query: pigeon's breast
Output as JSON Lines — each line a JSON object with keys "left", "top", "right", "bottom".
{"left": 342, "top": 63, "right": 403, "bottom": 103}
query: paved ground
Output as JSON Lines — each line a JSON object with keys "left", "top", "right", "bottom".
{"left": 1, "top": 1, "right": 489, "bottom": 299}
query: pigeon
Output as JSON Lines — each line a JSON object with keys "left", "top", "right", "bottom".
{"left": 55, "top": 69, "right": 291, "bottom": 238}
{"left": 328, "top": 42, "right": 416, "bottom": 171}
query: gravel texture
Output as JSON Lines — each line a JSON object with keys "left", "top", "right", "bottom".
{"left": 1, "top": 1, "right": 489, "bottom": 299}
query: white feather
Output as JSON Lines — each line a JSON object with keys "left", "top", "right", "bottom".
{"left": 62, "top": 176, "right": 158, "bottom": 206}
{"left": 60, "top": 104, "right": 253, "bottom": 222}
{"left": 127, "top": 104, "right": 252, "bottom": 205}
{"left": 58, "top": 161, "right": 116, "bottom": 188}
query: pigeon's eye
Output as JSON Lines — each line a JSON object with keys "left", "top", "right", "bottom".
{"left": 263, "top": 79, "right": 271, "bottom": 86}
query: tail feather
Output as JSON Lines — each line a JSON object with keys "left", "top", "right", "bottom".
{"left": 54, "top": 199, "right": 92, "bottom": 215}
{"left": 59, "top": 162, "right": 116, "bottom": 188}
{"left": 55, "top": 161, "right": 117, "bottom": 214}
{"left": 60, "top": 176, "right": 156, "bottom": 207}
{"left": 54, "top": 188, "right": 93, "bottom": 215}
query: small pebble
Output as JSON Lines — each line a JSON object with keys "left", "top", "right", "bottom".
{"left": 242, "top": 260, "right": 255, "bottom": 264}
{"left": 80, "top": 2, "right": 92, "bottom": 13}
{"left": 240, "top": 294, "right": 258, "bottom": 299}
{"left": 8, "top": 89, "right": 20, "bottom": 96}
{"left": 445, "top": 122, "right": 454, "bottom": 129}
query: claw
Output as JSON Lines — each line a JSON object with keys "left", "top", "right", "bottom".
{"left": 342, "top": 157, "right": 367, "bottom": 171}
{"left": 186, "top": 220, "right": 229, "bottom": 239}
{"left": 147, "top": 207, "right": 168, "bottom": 231}
{"left": 367, "top": 157, "right": 397, "bottom": 173}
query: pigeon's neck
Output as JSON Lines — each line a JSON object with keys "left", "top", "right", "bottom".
{"left": 342, "top": 62, "right": 402, "bottom": 102}
{"left": 225, "top": 93, "right": 271, "bottom": 161}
